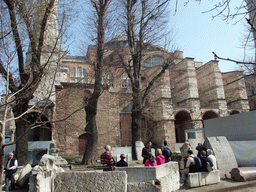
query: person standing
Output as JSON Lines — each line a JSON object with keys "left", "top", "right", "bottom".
{"left": 142, "top": 141, "right": 152, "bottom": 164}
{"left": 100, "top": 145, "right": 114, "bottom": 171}
{"left": 4, "top": 152, "right": 18, "bottom": 191}
{"left": 196, "top": 143, "right": 206, "bottom": 157}
{"left": 162, "top": 140, "right": 172, "bottom": 163}
{"left": 180, "top": 141, "right": 192, "bottom": 169}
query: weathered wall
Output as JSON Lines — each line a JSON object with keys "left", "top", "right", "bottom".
{"left": 222, "top": 71, "right": 249, "bottom": 111}
{"left": 54, "top": 171, "right": 127, "bottom": 192}
{"left": 170, "top": 58, "right": 199, "bottom": 107}
{"left": 196, "top": 61, "right": 227, "bottom": 115}
{"left": 116, "top": 162, "right": 180, "bottom": 192}
{"left": 54, "top": 83, "right": 120, "bottom": 157}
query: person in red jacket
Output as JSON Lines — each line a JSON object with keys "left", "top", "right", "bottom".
{"left": 155, "top": 148, "right": 165, "bottom": 165}
{"left": 144, "top": 153, "right": 157, "bottom": 167}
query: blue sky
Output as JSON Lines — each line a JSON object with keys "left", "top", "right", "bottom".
{"left": 168, "top": 0, "right": 248, "bottom": 73}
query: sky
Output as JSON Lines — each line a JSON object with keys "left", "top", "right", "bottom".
{"left": 167, "top": 0, "right": 249, "bottom": 73}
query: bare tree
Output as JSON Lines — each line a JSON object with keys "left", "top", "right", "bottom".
{"left": 81, "top": 0, "right": 112, "bottom": 164}
{"left": 201, "top": 0, "right": 256, "bottom": 72}
{"left": 119, "top": 0, "right": 174, "bottom": 159}
{"left": 0, "top": 0, "right": 71, "bottom": 167}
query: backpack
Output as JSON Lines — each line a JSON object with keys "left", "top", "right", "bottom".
{"left": 164, "top": 146, "right": 172, "bottom": 158}
{"left": 194, "top": 157, "right": 202, "bottom": 168}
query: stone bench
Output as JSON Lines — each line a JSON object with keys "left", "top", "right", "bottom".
{"left": 188, "top": 170, "right": 220, "bottom": 188}
{"left": 116, "top": 162, "right": 180, "bottom": 192}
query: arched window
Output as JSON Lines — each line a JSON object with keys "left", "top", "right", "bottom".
{"left": 70, "top": 67, "right": 88, "bottom": 83}
{"left": 121, "top": 72, "right": 132, "bottom": 93}
{"left": 143, "top": 56, "right": 164, "bottom": 68}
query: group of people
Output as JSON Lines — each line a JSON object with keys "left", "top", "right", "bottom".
{"left": 100, "top": 145, "right": 128, "bottom": 171}
{"left": 100, "top": 141, "right": 172, "bottom": 170}
{"left": 180, "top": 141, "right": 218, "bottom": 185}
{"left": 142, "top": 141, "right": 172, "bottom": 167}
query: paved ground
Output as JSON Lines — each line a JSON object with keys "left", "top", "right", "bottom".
{"left": 179, "top": 179, "right": 256, "bottom": 192}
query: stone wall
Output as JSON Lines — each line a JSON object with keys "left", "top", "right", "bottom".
{"left": 116, "top": 162, "right": 180, "bottom": 192}
{"left": 222, "top": 71, "right": 249, "bottom": 111}
{"left": 54, "top": 83, "right": 120, "bottom": 157}
{"left": 196, "top": 61, "right": 227, "bottom": 110}
{"left": 54, "top": 171, "right": 127, "bottom": 192}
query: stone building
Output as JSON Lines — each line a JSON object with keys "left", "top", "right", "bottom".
{"left": 48, "top": 37, "right": 252, "bottom": 157}
{"left": 1, "top": 0, "right": 255, "bottom": 160}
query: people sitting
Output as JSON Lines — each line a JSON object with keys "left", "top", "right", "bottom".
{"left": 180, "top": 150, "right": 196, "bottom": 184}
{"left": 207, "top": 149, "right": 218, "bottom": 170}
{"left": 116, "top": 154, "right": 128, "bottom": 167}
{"left": 199, "top": 150, "right": 208, "bottom": 172}
{"left": 155, "top": 148, "right": 165, "bottom": 165}
{"left": 144, "top": 153, "right": 157, "bottom": 167}
{"left": 100, "top": 145, "right": 114, "bottom": 171}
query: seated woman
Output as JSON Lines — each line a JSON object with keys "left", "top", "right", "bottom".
{"left": 155, "top": 148, "right": 165, "bottom": 165}
{"left": 144, "top": 153, "right": 157, "bottom": 167}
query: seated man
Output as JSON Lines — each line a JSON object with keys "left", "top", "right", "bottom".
{"left": 199, "top": 150, "right": 208, "bottom": 172}
{"left": 180, "top": 150, "right": 196, "bottom": 184}
{"left": 207, "top": 149, "right": 218, "bottom": 170}
{"left": 100, "top": 145, "right": 114, "bottom": 171}
{"left": 116, "top": 154, "right": 128, "bottom": 167}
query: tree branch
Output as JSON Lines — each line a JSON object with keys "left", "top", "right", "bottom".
{"left": 212, "top": 52, "right": 256, "bottom": 65}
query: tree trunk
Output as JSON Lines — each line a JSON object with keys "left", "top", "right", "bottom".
{"left": 131, "top": 83, "right": 142, "bottom": 160}
{"left": 12, "top": 99, "right": 30, "bottom": 166}
{"left": 81, "top": 105, "right": 98, "bottom": 164}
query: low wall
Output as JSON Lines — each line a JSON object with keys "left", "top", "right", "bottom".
{"left": 116, "top": 162, "right": 180, "bottom": 192}
{"left": 54, "top": 171, "right": 127, "bottom": 192}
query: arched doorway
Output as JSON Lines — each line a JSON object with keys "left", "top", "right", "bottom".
{"left": 230, "top": 110, "right": 240, "bottom": 115}
{"left": 175, "top": 111, "right": 192, "bottom": 143}
{"left": 27, "top": 112, "right": 52, "bottom": 141}
{"left": 202, "top": 111, "right": 218, "bottom": 127}
{"left": 79, "top": 133, "right": 88, "bottom": 156}
{"left": 202, "top": 111, "right": 218, "bottom": 120}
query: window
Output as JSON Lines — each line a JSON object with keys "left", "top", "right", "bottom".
{"left": 143, "top": 56, "right": 164, "bottom": 68}
{"left": 102, "top": 70, "right": 114, "bottom": 87}
{"left": 70, "top": 67, "right": 88, "bottom": 83}
{"left": 121, "top": 72, "right": 132, "bottom": 93}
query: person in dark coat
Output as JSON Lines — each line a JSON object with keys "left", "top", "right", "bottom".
{"left": 142, "top": 141, "right": 152, "bottom": 164}
{"left": 116, "top": 154, "right": 128, "bottom": 167}
{"left": 4, "top": 152, "right": 18, "bottom": 191}
{"left": 199, "top": 150, "right": 209, "bottom": 172}
{"left": 196, "top": 143, "right": 206, "bottom": 157}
